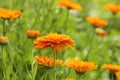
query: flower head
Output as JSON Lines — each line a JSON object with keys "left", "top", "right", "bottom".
{"left": 105, "top": 3, "right": 120, "bottom": 14}
{"left": 35, "top": 56, "right": 63, "bottom": 68}
{"left": 0, "top": 8, "right": 22, "bottom": 19}
{"left": 86, "top": 16, "right": 108, "bottom": 27}
{"left": 96, "top": 28, "right": 107, "bottom": 37}
{"left": 59, "top": 0, "right": 82, "bottom": 11}
{"left": 34, "top": 33, "right": 74, "bottom": 53}
{"left": 102, "top": 64, "right": 120, "bottom": 72}
{"left": 56, "top": 59, "right": 63, "bottom": 66}
{"left": 0, "top": 36, "right": 8, "bottom": 46}
{"left": 26, "top": 30, "right": 40, "bottom": 39}
{"left": 65, "top": 59, "right": 97, "bottom": 74}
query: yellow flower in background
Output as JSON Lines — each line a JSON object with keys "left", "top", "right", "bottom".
{"left": 26, "top": 30, "right": 40, "bottom": 39}
{"left": 35, "top": 56, "right": 63, "bottom": 68}
{"left": 115, "top": 71, "right": 120, "bottom": 78}
{"left": 59, "top": 0, "right": 82, "bottom": 11}
{"left": 86, "top": 16, "right": 108, "bottom": 27}
{"left": 0, "top": 8, "right": 22, "bottom": 19}
{"left": 65, "top": 59, "right": 97, "bottom": 73}
{"left": 105, "top": 3, "right": 120, "bottom": 14}
{"left": 0, "top": 36, "right": 8, "bottom": 46}
{"left": 96, "top": 28, "right": 107, "bottom": 37}
{"left": 34, "top": 33, "right": 74, "bottom": 53}
{"left": 102, "top": 64, "right": 120, "bottom": 72}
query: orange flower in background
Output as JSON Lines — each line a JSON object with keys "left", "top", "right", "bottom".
{"left": 26, "top": 30, "right": 40, "bottom": 39}
{"left": 115, "top": 71, "right": 120, "bottom": 78}
{"left": 0, "top": 36, "right": 8, "bottom": 46}
{"left": 34, "top": 33, "right": 74, "bottom": 53}
{"left": 11, "top": 10, "right": 22, "bottom": 18}
{"left": 36, "top": 56, "right": 54, "bottom": 67}
{"left": 65, "top": 59, "right": 97, "bottom": 73}
{"left": 102, "top": 64, "right": 120, "bottom": 72}
{"left": 105, "top": 3, "right": 120, "bottom": 14}
{"left": 35, "top": 56, "right": 63, "bottom": 68}
{"left": 64, "top": 78, "right": 75, "bottom": 80}
{"left": 59, "top": 0, "right": 82, "bottom": 11}
{"left": 0, "top": 8, "right": 22, "bottom": 19}
{"left": 56, "top": 59, "right": 63, "bottom": 66}
{"left": 96, "top": 28, "right": 107, "bottom": 37}
{"left": 86, "top": 16, "right": 108, "bottom": 27}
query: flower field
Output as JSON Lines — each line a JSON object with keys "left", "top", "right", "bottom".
{"left": 0, "top": 0, "right": 120, "bottom": 80}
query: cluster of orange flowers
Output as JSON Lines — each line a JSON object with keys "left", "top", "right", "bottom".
{"left": 0, "top": 8, "right": 22, "bottom": 19}
{"left": 34, "top": 33, "right": 74, "bottom": 53}
{"left": 26, "top": 30, "right": 40, "bottom": 39}
{"left": 105, "top": 3, "right": 120, "bottom": 14}
{"left": 59, "top": 0, "right": 82, "bottom": 11}
{"left": 0, "top": 36, "right": 8, "bottom": 46}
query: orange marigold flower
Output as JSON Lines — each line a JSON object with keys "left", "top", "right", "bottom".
{"left": 102, "top": 64, "right": 120, "bottom": 72}
{"left": 64, "top": 78, "right": 75, "bottom": 80}
{"left": 26, "top": 30, "right": 40, "bottom": 39}
{"left": 0, "top": 8, "right": 22, "bottom": 19}
{"left": 105, "top": 3, "right": 120, "bottom": 14}
{"left": 65, "top": 59, "right": 97, "bottom": 73}
{"left": 59, "top": 0, "right": 82, "bottom": 11}
{"left": 86, "top": 16, "right": 108, "bottom": 27}
{"left": 115, "top": 71, "right": 120, "bottom": 78}
{"left": 0, "top": 36, "right": 8, "bottom": 46}
{"left": 96, "top": 28, "right": 107, "bottom": 37}
{"left": 56, "top": 59, "right": 63, "bottom": 66}
{"left": 35, "top": 56, "right": 63, "bottom": 68}
{"left": 34, "top": 33, "right": 74, "bottom": 53}
{"left": 10, "top": 10, "right": 22, "bottom": 18}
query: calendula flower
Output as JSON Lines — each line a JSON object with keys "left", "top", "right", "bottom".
{"left": 26, "top": 30, "right": 40, "bottom": 39}
{"left": 34, "top": 33, "right": 74, "bottom": 53}
{"left": 105, "top": 3, "right": 120, "bottom": 14}
{"left": 0, "top": 36, "right": 8, "bottom": 46}
{"left": 59, "top": 0, "right": 82, "bottom": 11}
{"left": 96, "top": 28, "right": 107, "bottom": 37}
{"left": 86, "top": 16, "right": 108, "bottom": 27}
{"left": 10, "top": 10, "right": 22, "bottom": 18}
{"left": 65, "top": 59, "right": 97, "bottom": 74}
{"left": 115, "top": 71, "right": 120, "bottom": 78}
{"left": 56, "top": 59, "right": 63, "bottom": 66}
{"left": 63, "top": 78, "right": 75, "bottom": 80}
{"left": 102, "top": 64, "right": 120, "bottom": 72}
{"left": 0, "top": 8, "right": 22, "bottom": 19}
{"left": 35, "top": 56, "right": 63, "bottom": 68}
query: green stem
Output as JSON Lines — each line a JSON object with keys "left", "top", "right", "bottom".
{"left": 64, "top": 9, "right": 69, "bottom": 33}
{"left": 110, "top": 72, "right": 117, "bottom": 80}
{"left": 3, "top": 19, "right": 6, "bottom": 36}
{"left": 31, "top": 40, "right": 35, "bottom": 80}
{"left": 53, "top": 53, "right": 56, "bottom": 80}
{"left": 44, "top": 70, "right": 47, "bottom": 80}
{"left": 107, "top": 14, "right": 116, "bottom": 33}
{"left": 2, "top": 46, "right": 6, "bottom": 80}
{"left": 84, "top": 28, "right": 95, "bottom": 61}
